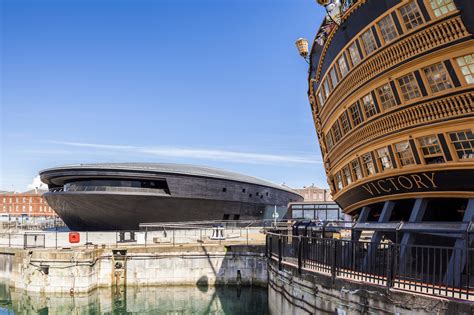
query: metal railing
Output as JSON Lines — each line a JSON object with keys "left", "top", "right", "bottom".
{"left": 266, "top": 232, "right": 474, "bottom": 300}
{"left": 0, "top": 220, "right": 287, "bottom": 249}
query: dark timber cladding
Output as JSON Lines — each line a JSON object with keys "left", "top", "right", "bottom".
{"left": 307, "top": 0, "right": 473, "bottom": 216}
{"left": 39, "top": 163, "right": 302, "bottom": 231}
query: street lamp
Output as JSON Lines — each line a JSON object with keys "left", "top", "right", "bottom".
{"left": 295, "top": 38, "right": 309, "bottom": 63}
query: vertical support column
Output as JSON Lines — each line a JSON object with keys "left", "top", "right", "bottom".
{"left": 399, "top": 199, "right": 428, "bottom": 273}
{"left": 363, "top": 201, "right": 395, "bottom": 271}
{"left": 445, "top": 199, "right": 474, "bottom": 287}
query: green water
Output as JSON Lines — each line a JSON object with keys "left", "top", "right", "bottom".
{"left": 0, "top": 283, "right": 268, "bottom": 314}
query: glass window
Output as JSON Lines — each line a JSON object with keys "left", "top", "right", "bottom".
{"left": 349, "top": 103, "right": 363, "bottom": 126}
{"left": 399, "top": 1, "right": 424, "bottom": 31}
{"left": 423, "top": 62, "right": 453, "bottom": 93}
{"left": 449, "top": 130, "right": 474, "bottom": 159}
{"left": 418, "top": 135, "right": 445, "bottom": 164}
{"left": 335, "top": 172, "right": 343, "bottom": 190}
{"left": 339, "top": 111, "right": 352, "bottom": 134}
{"left": 342, "top": 165, "right": 353, "bottom": 185}
{"left": 397, "top": 73, "right": 421, "bottom": 101}
{"left": 323, "top": 78, "right": 331, "bottom": 98}
{"left": 376, "top": 83, "right": 397, "bottom": 110}
{"left": 376, "top": 147, "right": 393, "bottom": 170}
{"left": 351, "top": 158, "right": 363, "bottom": 180}
{"left": 330, "top": 67, "right": 339, "bottom": 88}
{"left": 456, "top": 54, "right": 474, "bottom": 84}
{"left": 326, "top": 132, "right": 335, "bottom": 151}
{"left": 292, "top": 210, "right": 303, "bottom": 219}
{"left": 360, "top": 29, "right": 377, "bottom": 55}
{"left": 348, "top": 42, "right": 361, "bottom": 67}
{"left": 361, "top": 93, "right": 378, "bottom": 118}
{"left": 377, "top": 15, "right": 398, "bottom": 43}
{"left": 317, "top": 91, "right": 325, "bottom": 107}
{"left": 394, "top": 141, "right": 416, "bottom": 166}
{"left": 362, "top": 153, "right": 376, "bottom": 175}
{"left": 332, "top": 121, "right": 343, "bottom": 142}
{"left": 303, "top": 210, "right": 315, "bottom": 219}
{"left": 338, "top": 54, "right": 349, "bottom": 77}
{"left": 429, "top": 0, "right": 456, "bottom": 17}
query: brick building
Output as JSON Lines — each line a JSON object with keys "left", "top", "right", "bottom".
{"left": 293, "top": 184, "right": 333, "bottom": 202}
{"left": 0, "top": 189, "right": 57, "bottom": 218}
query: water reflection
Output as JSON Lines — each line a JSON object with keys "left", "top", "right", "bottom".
{"left": 0, "top": 282, "right": 268, "bottom": 314}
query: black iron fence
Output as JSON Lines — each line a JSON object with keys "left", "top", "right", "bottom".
{"left": 266, "top": 232, "right": 474, "bottom": 300}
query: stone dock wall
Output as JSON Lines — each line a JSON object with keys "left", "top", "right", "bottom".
{"left": 267, "top": 259, "right": 474, "bottom": 315}
{"left": 0, "top": 244, "right": 267, "bottom": 294}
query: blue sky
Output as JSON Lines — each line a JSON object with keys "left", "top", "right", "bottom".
{"left": 0, "top": 0, "right": 326, "bottom": 191}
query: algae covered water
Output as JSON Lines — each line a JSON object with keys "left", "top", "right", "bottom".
{"left": 0, "top": 282, "right": 268, "bottom": 314}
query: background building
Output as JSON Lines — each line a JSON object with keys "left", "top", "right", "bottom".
{"left": 293, "top": 184, "right": 332, "bottom": 202}
{"left": 0, "top": 189, "right": 57, "bottom": 219}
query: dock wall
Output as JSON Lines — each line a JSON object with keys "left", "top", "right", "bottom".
{"left": 267, "top": 259, "right": 474, "bottom": 315}
{"left": 0, "top": 245, "right": 267, "bottom": 294}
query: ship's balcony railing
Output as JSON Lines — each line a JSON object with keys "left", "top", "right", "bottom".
{"left": 317, "top": 13, "right": 469, "bottom": 127}
{"left": 326, "top": 90, "right": 473, "bottom": 169}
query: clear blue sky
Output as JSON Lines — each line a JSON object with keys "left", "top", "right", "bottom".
{"left": 0, "top": 0, "right": 326, "bottom": 191}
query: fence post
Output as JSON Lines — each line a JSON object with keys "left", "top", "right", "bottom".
{"left": 8, "top": 232, "right": 11, "bottom": 248}
{"left": 297, "top": 235, "right": 302, "bottom": 274}
{"left": 145, "top": 226, "right": 148, "bottom": 247}
{"left": 386, "top": 242, "right": 395, "bottom": 290}
{"left": 268, "top": 236, "right": 272, "bottom": 258}
{"left": 278, "top": 235, "right": 282, "bottom": 271}
{"left": 246, "top": 227, "right": 249, "bottom": 247}
{"left": 55, "top": 230, "right": 58, "bottom": 249}
{"left": 331, "top": 239, "right": 337, "bottom": 283}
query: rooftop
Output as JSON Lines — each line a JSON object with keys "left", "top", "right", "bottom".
{"left": 40, "top": 163, "right": 299, "bottom": 194}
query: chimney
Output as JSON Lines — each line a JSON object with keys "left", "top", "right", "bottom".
{"left": 35, "top": 187, "right": 38, "bottom": 194}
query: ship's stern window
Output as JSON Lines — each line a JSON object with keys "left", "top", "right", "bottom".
{"left": 418, "top": 135, "right": 445, "bottom": 164}
{"left": 342, "top": 165, "right": 353, "bottom": 185}
{"left": 350, "top": 158, "right": 363, "bottom": 180}
{"left": 361, "top": 93, "right": 378, "bottom": 118}
{"left": 362, "top": 153, "right": 376, "bottom": 175}
{"left": 348, "top": 41, "right": 361, "bottom": 67}
{"left": 377, "top": 83, "right": 397, "bottom": 110}
{"left": 423, "top": 62, "right": 453, "bottom": 93}
{"left": 360, "top": 29, "right": 377, "bottom": 55}
{"left": 456, "top": 54, "right": 474, "bottom": 84}
{"left": 376, "top": 147, "right": 393, "bottom": 170}
{"left": 397, "top": 73, "right": 421, "bottom": 101}
{"left": 337, "top": 54, "right": 349, "bottom": 77}
{"left": 339, "top": 111, "right": 352, "bottom": 134}
{"left": 335, "top": 172, "right": 344, "bottom": 190}
{"left": 429, "top": 0, "right": 456, "bottom": 17}
{"left": 449, "top": 130, "right": 474, "bottom": 160}
{"left": 394, "top": 141, "right": 416, "bottom": 166}
{"left": 377, "top": 15, "right": 398, "bottom": 43}
{"left": 349, "top": 102, "right": 363, "bottom": 126}
{"left": 399, "top": 1, "right": 424, "bottom": 31}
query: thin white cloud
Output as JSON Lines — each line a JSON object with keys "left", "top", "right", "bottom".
{"left": 48, "top": 141, "right": 322, "bottom": 165}
{"left": 27, "top": 175, "right": 48, "bottom": 191}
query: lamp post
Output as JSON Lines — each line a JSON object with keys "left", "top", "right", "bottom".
{"left": 295, "top": 38, "right": 309, "bottom": 64}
